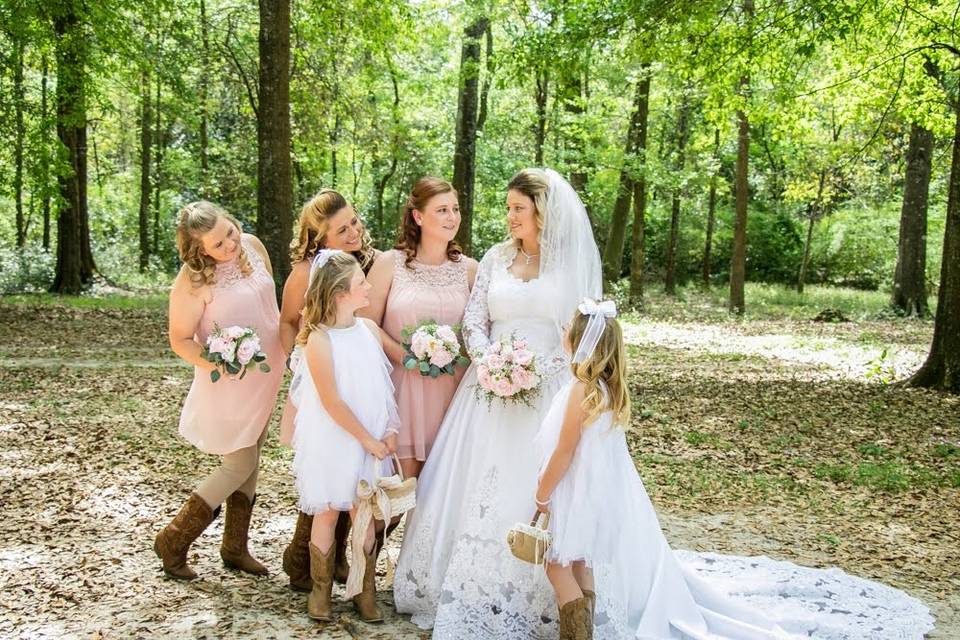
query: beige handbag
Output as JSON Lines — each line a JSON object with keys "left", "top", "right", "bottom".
{"left": 506, "top": 511, "right": 552, "bottom": 565}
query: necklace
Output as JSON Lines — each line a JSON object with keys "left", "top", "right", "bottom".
{"left": 519, "top": 247, "right": 539, "bottom": 265}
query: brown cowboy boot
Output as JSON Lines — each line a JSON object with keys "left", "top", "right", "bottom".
{"left": 154, "top": 493, "right": 217, "bottom": 580}
{"left": 582, "top": 589, "right": 596, "bottom": 618}
{"left": 559, "top": 596, "right": 593, "bottom": 640}
{"left": 373, "top": 519, "right": 401, "bottom": 562}
{"left": 307, "top": 542, "right": 335, "bottom": 622}
{"left": 282, "top": 510, "right": 314, "bottom": 591}
{"left": 220, "top": 491, "right": 268, "bottom": 575}
{"left": 352, "top": 548, "right": 384, "bottom": 623}
{"left": 333, "top": 511, "right": 351, "bottom": 585}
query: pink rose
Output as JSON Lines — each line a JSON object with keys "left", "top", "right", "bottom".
{"left": 221, "top": 340, "right": 237, "bottom": 363}
{"left": 225, "top": 325, "right": 246, "bottom": 339}
{"left": 511, "top": 367, "right": 532, "bottom": 389}
{"left": 522, "top": 372, "right": 541, "bottom": 390}
{"left": 236, "top": 338, "right": 259, "bottom": 366}
{"left": 494, "top": 377, "right": 517, "bottom": 397}
{"left": 430, "top": 347, "right": 455, "bottom": 368}
{"left": 477, "top": 365, "right": 493, "bottom": 389}
{"left": 437, "top": 325, "right": 458, "bottom": 344}
{"left": 512, "top": 349, "right": 534, "bottom": 366}
{"left": 513, "top": 339, "right": 528, "bottom": 350}
{"left": 207, "top": 336, "right": 228, "bottom": 355}
{"left": 411, "top": 332, "right": 430, "bottom": 359}
{"left": 485, "top": 354, "right": 505, "bottom": 370}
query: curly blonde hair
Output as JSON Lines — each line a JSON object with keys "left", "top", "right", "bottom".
{"left": 506, "top": 169, "right": 548, "bottom": 246}
{"left": 568, "top": 309, "right": 631, "bottom": 428}
{"left": 290, "top": 189, "right": 376, "bottom": 274}
{"left": 176, "top": 200, "right": 251, "bottom": 288}
{"left": 296, "top": 252, "right": 361, "bottom": 345}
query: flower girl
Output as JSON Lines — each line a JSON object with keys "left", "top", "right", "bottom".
{"left": 290, "top": 249, "right": 399, "bottom": 623}
{"left": 534, "top": 299, "right": 790, "bottom": 640}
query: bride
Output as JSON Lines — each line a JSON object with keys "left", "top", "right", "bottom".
{"left": 393, "top": 168, "right": 934, "bottom": 640}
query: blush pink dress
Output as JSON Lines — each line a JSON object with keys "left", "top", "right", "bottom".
{"left": 178, "top": 238, "right": 285, "bottom": 455}
{"left": 382, "top": 250, "right": 470, "bottom": 461}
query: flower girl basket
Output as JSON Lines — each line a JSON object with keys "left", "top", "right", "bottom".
{"left": 345, "top": 454, "right": 417, "bottom": 598}
{"left": 507, "top": 511, "right": 552, "bottom": 565}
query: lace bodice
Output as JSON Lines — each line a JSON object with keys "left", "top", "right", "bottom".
{"left": 391, "top": 251, "right": 469, "bottom": 289}
{"left": 462, "top": 243, "right": 568, "bottom": 376}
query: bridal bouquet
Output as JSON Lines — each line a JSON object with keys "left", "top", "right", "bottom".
{"left": 401, "top": 320, "right": 469, "bottom": 378}
{"left": 475, "top": 334, "right": 541, "bottom": 406}
{"left": 202, "top": 324, "right": 271, "bottom": 382}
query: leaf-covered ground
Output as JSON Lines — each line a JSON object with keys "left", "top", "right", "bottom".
{"left": 1, "top": 290, "right": 957, "bottom": 639}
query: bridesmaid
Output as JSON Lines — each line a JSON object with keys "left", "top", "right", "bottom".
{"left": 154, "top": 201, "right": 284, "bottom": 580}
{"left": 362, "top": 176, "right": 478, "bottom": 483}
{"left": 279, "top": 189, "right": 380, "bottom": 591}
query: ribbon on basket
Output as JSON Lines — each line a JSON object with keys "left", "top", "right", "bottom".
{"left": 344, "top": 454, "right": 416, "bottom": 600}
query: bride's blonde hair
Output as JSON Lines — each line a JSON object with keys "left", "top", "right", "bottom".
{"left": 506, "top": 169, "right": 548, "bottom": 245}
{"left": 296, "top": 252, "right": 360, "bottom": 345}
{"left": 568, "top": 309, "right": 631, "bottom": 428}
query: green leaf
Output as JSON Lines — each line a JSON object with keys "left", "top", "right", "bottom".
{"left": 210, "top": 369, "right": 221, "bottom": 383}
{"left": 404, "top": 356, "right": 418, "bottom": 369}
{"left": 226, "top": 362, "right": 241, "bottom": 374}
{"left": 429, "top": 364, "right": 441, "bottom": 377}
{"left": 419, "top": 361, "right": 430, "bottom": 374}
{"left": 259, "top": 363, "right": 271, "bottom": 373}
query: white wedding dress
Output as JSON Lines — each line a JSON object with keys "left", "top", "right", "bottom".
{"left": 392, "top": 171, "right": 933, "bottom": 640}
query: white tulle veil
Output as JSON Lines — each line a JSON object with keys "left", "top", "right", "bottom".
{"left": 537, "top": 168, "right": 603, "bottom": 330}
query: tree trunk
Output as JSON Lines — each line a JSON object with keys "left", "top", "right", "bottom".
{"left": 138, "top": 69, "right": 153, "bottom": 272}
{"left": 257, "top": 0, "right": 294, "bottom": 293}
{"left": 41, "top": 53, "right": 51, "bottom": 251}
{"left": 627, "top": 74, "right": 652, "bottom": 305}
{"left": 892, "top": 123, "right": 934, "bottom": 316}
{"left": 199, "top": 0, "right": 210, "bottom": 193}
{"left": 51, "top": 5, "right": 90, "bottom": 294}
{"left": 476, "top": 23, "right": 493, "bottom": 133}
{"left": 562, "top": 75, "right": 588, "bottom": 199}
{"left": 14, "top": 37, "right": 26, "bottom": 247}
{"left": 664, "top": 95, "right": 690, "bottom": 295}
{"left": 452, "top": 13, "right": 489, "bottom": 255}
{"left": 702, "top": 128, "right": 719, "bottom": 286}
{"left": 152, "top": 72, "right": 163, "bottom": 254}
{"left": 602, "top": 70, "right": 650, "bottom": 285}
{"left": 534, "top": 68, "right": 548, "bottom": 165}
{"left": 797, "top": 169, "right": 826, "bottom": 294}
{"left": 729, "top": 0, "right": 752, "bottom": 314}
{"left": 909, "top": 99, "right": 960, "bottom": 393}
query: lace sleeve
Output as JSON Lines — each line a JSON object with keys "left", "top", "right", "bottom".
{"left": 461, "top": 245, "right": 500, "bottom": 359}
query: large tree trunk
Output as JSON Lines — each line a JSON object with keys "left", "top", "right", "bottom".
{"left": 729, "top": 0, "right": 753, "bottom": 314}
{"left": 797, "top": 169, "right": 826, "bottom": 294}
{"left": 909, "top": 100, "right": 960, "bottom": 393}
{"left": 199, "top": 0, "right": 210, "bottom": 193}
{"left": 603, "top": 70, "right": 650, "bottom": 285}
{"left": 14, "top": 37, "right": 26, "bottom": 247}
{"left": 627, "top": 74, "right": 652, "bottom": 304}
{"left": 452, "top": 13, "right": 489, "bottom": 255}
{"left": 41, "top": 54, "right": 51, "bottom": 251}
{"left": 476, "top": 23, "right": 493, "bottom": 133}
{"left": 664, "top": 95, "right": 690, "bottom": 295}
{"left": 51, "top": 5, "right": 91, "bottom": 294}
{"left": 152, "top": 72, "right": 163, "bottom": 255}
{"left": 702, "top": 128, "right": 719, "bottom": 286}
{"left": 562, "top": 75, "right": 588, "bottom": 200}
{"left": 534, "top": 68, "right": 548, "bottom": 165}
{"left": 257, "top": 0, "right": 294, "bottom": 293}
{"left": 892, "top": 123, "right": 934, "bottom": 316}
{"left": 138, "top": 69, "right": 153, "bottom": 272}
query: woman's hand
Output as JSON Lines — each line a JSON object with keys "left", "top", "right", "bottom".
{"left": 383, "top": 433, "right": 398, "bottom": 454}
{"left": 364, "top": 436, "right": 389, "bottom": 460}
{"left": 535, "top": 487, "right": 551, "bottom": 514}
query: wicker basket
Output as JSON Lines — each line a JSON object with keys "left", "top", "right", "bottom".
{"left": 363, "top": 454, "right": 417, "bottom": 521}
{"left": 506, "top": 512, "right": 552, "bottom": 564}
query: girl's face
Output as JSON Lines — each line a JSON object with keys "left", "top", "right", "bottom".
{"left": 338, "top": 266, "right": 372, "bottom": 312}
{"left": 414, "top": 192, "right": 461, "bottom": 243}
{"left": 506, "top": 189, "right": 538, "bottom": 245}
{"left": 324, "top": 206, "right": 364, "bottom": 253}
{"left": 200, "top": 216, "right": 241, "bottom": 263}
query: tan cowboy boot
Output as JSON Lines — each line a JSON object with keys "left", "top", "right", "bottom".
{"left": 333, "top": 511, "right": 351, "bottom": 584}
{"left": 153, "top": 493, "right": 218, "bottom": 580}
{"left": 282, "top": 510, "right": 314, "bottom": 591}
{"left": 559, "top": 596, "right": 593, "bottom": 640}
{"left": 307, "top": 542, "right": 335, "bottom": 621}
{"left": 352, "top": 548, "right": 384, "bottom": 623}
{"left": 220, "top": 491, "right": 268, "bottom": 575}
{"left": 582, "top": 589, "right": 596, "bottom": 618}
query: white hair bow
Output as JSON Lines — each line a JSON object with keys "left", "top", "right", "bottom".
{"left": 306, "top": 249, "right": 345, "bottom": 296}
{"left": 572, "top": 298, "right": 617, "bottom": 363}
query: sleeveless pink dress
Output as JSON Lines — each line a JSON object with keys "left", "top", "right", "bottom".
{"left": 382, "top": 251, "right": 470, "bottom": 461}
{"left": 178, "top": 239, "right": 285, "bottom": 455}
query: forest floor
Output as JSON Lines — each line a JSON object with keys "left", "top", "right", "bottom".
{"left": 1, "top": 286, "right": 957, "bottom": 639}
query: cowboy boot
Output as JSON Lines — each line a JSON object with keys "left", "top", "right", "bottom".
{"left": 559, "top": 596, "right": 593, "bottom": 640}
{"left": 153, "top": 493, "right": 218, "bottom": 580}
{"left": 333, "top": 511, "right": 351, "bottom": 585}
{"left": 282, "top": 510, "right": 314, "bottom": 591}
{"left": 373, "top": 519, "right": 401, "bottom": 562}
{"left": 582, "top": 589, "right": 596, "bottom": 618}
{"left": 307, "top": 542, "right": 335, "bottom": 622}
{"left": 352, "top": 548, "right": 384, "bottom": 623}
{"left": 220, "top": 491, "right": 268, "bottom": 575}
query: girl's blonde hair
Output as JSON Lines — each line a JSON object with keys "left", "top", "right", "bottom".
{"left": 296, "top": 251, "right": 360, "bottom": 345}
{"left": 176, "top": 200, "right": 251, "bottom": 288}
{"left": 506, "top": 168, "right": 548, "bottom": 245}
{"left": 290, "top": 188, "right": 376, "bottom": 273}
{"left": 568, "top": 310, "right": 631, "bottom": 428}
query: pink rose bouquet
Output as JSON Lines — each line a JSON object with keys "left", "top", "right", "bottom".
{"left": 202, "top": 324, "right": 271, "bottom": 382}
{"left": 475, "top": 334, "right": 540, "bottom": 406}
{"left": 401, "top": 320, "right": 469, "bottom": 378}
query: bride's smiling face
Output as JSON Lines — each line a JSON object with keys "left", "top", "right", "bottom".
{"left": 506, "top": 189, "right": 539, "bottom": 244}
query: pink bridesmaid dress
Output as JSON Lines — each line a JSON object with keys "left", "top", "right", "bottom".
{"left": 382, "top": 250, "right": 470, "bottom": 461}
{"left": 178, "top": 238, "right": 285, "bottom": 455}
